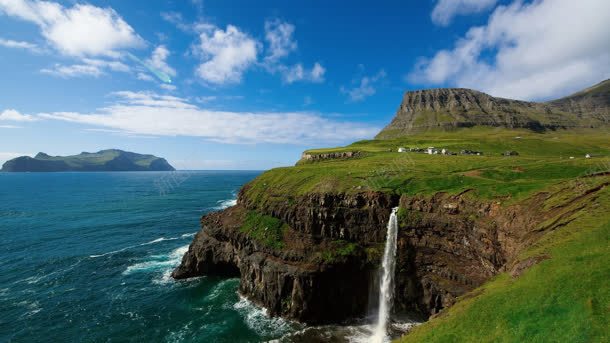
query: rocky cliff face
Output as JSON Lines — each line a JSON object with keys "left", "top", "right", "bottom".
{"left": 376, "top": 84, "right": 609, "bottom": 138}
{"left": 172, "top": 180, "right": 605, "bottom": 324}
{"left": 172, "top": 191, "right": 398, "bottom": 323}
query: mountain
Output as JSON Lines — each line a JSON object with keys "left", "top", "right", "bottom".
{"left": 547, "top": 79, "right": 610, "bottom": 119}
{"left": 172, "top": 80, "right": 609, "bottom": 341}
{"left": 1, "top": 149, "right": 175, "bottom": 172}
{"left": 377, "top": 79, "right": 610, "bottom": 138}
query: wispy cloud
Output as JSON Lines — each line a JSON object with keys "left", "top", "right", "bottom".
{"left": 263, "top": 19, "right": 297, "bottom": 63}
{"left": 341, "top": 69, "right": 386, "bottom": 102}
{"left": 16, "top": 91, "right": 379, "bottom": 144}
{"left": 263, "top": 19, "right": 326, "bottom": 84}
{"left": 0, "top": 109, "right": 38, "bottom": 122}
{"left": 0, "top": 37, "right": 41, "bottom": 52}
{"left": 41, "top": 58, "right": 130, "bottom": 78}
{"left": 279, "top": 62, "right": 325, "bottom": 84}
{"left": 431, "top": 0, "right": 498, "bottom": 26}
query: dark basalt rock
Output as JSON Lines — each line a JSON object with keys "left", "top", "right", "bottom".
{"left": 173, "top": 182, "right": 606, "bottom": 323}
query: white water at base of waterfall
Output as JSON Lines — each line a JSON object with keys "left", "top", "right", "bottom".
{"left": 370, "top": 207, "right": 399, "bottom": 343}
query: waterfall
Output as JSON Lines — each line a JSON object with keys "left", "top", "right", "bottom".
{"left": 371, "top": 207, "right": 399, "bottom": 343}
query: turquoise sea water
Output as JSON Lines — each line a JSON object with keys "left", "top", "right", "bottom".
{"left": 0, "top": 171, "right": 303, "bottom": 342}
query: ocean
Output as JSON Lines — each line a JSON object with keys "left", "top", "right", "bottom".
{"left": 0, "top": 171, "right": 303, "bottom": 342}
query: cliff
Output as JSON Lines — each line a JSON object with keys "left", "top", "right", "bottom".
{"left": 377, "top": 80, "right": 610, "bottom": 138}
{"left": 1, "top": 149, "right": 175, "bottom": 172}
{"left": 173, "top": 178, "right": 608, "bottom": 323}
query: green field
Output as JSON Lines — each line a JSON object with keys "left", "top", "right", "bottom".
{"left": 244, "top": 128, "right": 610, "bottom": 207}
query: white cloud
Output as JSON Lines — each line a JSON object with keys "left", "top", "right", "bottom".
{"left": 41, "top": 58, "right": 129, "bottom": 78}
{"left": 261, "top": 19, "right": 326, "bottom": 84}
{"left": 0, "top": 0, "right": 143, "bottom": 57}
{"left": 341, "top": 69, "right": 386, "bottom": 102}
{"left": 431, "top": 0, "right": 498, "bottom": 26}
{"left": 22, "top": 91, "right": 378, "bottom": 145}
{"left": 146, "top": 45, "right": 176, "bottom": 78}
{"left": 137, "top": 72, "right": 154, "bottom": 81}
{"left": 194, "top": 96, "right": 218, "bottom": 103}
{"left": 281, "top": 62, "right": 325, "bottom": 84}
{"left": 0, "top": 109, "right": 37, "bottom": 121}
{"left": 264, "top": 19, "right": 297, "bottom": 62}
{"left": 410, "top": 0, "right": 610, "bottom": 100}
{"left": 0, "top": 37, "right": 40, "bottom": 52}
{"left": 160, "top": 84, "right": 177, "bottom": 91}
{"left": 194, "top": 25, "right": 258, "bottom": 85}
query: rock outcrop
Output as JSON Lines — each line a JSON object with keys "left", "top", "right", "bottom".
{"left": 376, "top": 82, "right": 610, "bottom": 138}
{"left": 299, "top": 151, "right": 361, "bottom": 163}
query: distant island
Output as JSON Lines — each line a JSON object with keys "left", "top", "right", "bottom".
{"left": 1, "top": 149, "right": 175, "bottom": 172}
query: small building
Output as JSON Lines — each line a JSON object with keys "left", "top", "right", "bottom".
{"left": 585, "top": 154, "right": 591, "bottom": 158}
{"left": 427, "top": 147, "right": 437, "bottom": 155}
{"left": 503, "top": 151, "right": 519, "bottom": 156}
{"left": 460, "top": 149, "right": 483, "bottom": 156}
{"left": 569, "top": 156, "right": 575, "bottom": 159}
{"left": 398, "top": 147, "right": 407, "bottom": 153}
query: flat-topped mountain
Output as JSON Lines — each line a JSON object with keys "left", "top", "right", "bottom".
{"left": 377, "top": 80, "right": 610, "bottom": 138}
{"left": 1, "top": 149, "right": 175, "bottom": 172}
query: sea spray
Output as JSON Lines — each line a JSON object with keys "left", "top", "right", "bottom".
{"left": 371, "top": 207, "right": 399, "bottom": 343}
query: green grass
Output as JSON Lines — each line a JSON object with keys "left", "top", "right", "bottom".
{"left": 243, "top": 128, "right": 610, "bottom": 210}
{"left": 239, "top": 211, "right": 288, "bottom": 249}
{"left": 397, "top": 185, "right": 610, "bottom": 343}
{"left": 319, "top": 240, "right": 361, "bottom": 263}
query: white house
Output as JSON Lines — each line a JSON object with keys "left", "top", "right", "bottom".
{"left": 427, "top": 147, "right": 436, "bottom": 155}
{"left": 398, "top": 147, "right": 407, "bottom": 153}
{"left": 585, "top": 154, "right": 591, "bottom": 158}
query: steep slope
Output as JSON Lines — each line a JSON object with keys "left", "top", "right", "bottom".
{"left": 377, "top": 82, "right": 609, "bottom": 138}
{"left": 547, "top": 79, "right": 610, "bottom": 122}
{"left": 399, "top": 181, "right": 610, "bottom": 343}
{"left": 1, "top": 149, "right": 175, "bottom": 172}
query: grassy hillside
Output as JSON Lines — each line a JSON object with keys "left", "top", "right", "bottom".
{"left": 240, "top": 127, "right": 610, "bottom": 341}
{"left": 244, "top": 128, "right": 610, "bottom": 207}
{"left": 397, "top": 180, "right": 610, "bottom": 343}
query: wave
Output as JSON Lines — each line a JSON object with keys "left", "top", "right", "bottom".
{"left": 90, "top": 233, "right": 195, "bottom": 258}
{"left": 203, "top": 279, "right": 239, "bottom": 302}
{"left": 213, "top": 198, "right": 237, "bottom": 210}
{"left": 89, "top": 245, "right": 135, "bottom": 258}
{"left": 141, "top": 236, "right": 179, "bottom": 245}
{"left": 271, "top": 320, "right": 420, "bottom": 342}
{"left": 233, "top": 296, "right": 294, "bottom": 337}
{"left": 123, "top": 245, "right": 189, "bottom": 276}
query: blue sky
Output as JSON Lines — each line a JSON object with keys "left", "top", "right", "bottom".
{"left": 1, "top": 0, "right": 608, "bottom": 169}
